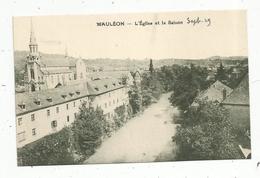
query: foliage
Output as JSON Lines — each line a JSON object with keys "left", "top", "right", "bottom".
{"left": 149, "top": 59, "right": 154, "bottom": 73}
{"left": 168, "top": 64, "right": 210, "bottom": 110}
{"left": 216, "top": 62, "right": 226, "bottom": 82}
{"left": 140, "top": 71, "right": 164, "bottom": 107}
{"left": 17, "top": 127, "right": 75, "bottom": 166}
{"left": 174, "top": 101, "right": 242, "bottom": 160}
{"left": 15, "top": 68, "right": 24, "bottom": 86}
{"left": 114, "top": 104, "right": 127, "bottom": 130}
{"left": 128, "top": 84, "right": 142, "bottom": 114}
{"left": 71, "top": 103, "right": 108, "bottom": 157}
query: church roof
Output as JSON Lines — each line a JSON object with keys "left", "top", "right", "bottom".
{"left": 40, "top": 53, "right": 77, "bottom": 67}
{"left": 222, "top": 74, "right": 249, "bottom": 105}
{"left": 41, "top": 68, "right": 73, "bottom": 75}
{"left": 15, "top": 78, "right": 124, "bottom": 116}
{"left": 192, "top": 80, "right": 233, "bottom": 106}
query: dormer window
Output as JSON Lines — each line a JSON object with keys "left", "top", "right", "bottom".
{"left": 113, "top": 83, "right": 116, "bottom": 86}
{"left": 76, "top": 91, "right": 80, "bottom": 95}
{"left": 104, "top": 85, "right": 108, "bottom": 88}
{"left": 119, "top": 82, "right": 122, "bottom": 85}
{"left": 69, "top": 92, "right": 74, "bottom": 97}
{"left": 46, "top": 97, "right": 52, "bottom": 102}
{"left": 94, "top": 87, "right": 99, "bottom": 91}
{"left": 18, "top": 102, "right": 26, "bottom": 110}
{"left": 34, "top": 99, "right": 41, "bottom": 105}
{"left": 61, "top": 94, "right": 67, "bottom": 99}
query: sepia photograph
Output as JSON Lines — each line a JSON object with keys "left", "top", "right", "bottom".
{"left": 13, "top": 10, "right": 250, "bottom": 166}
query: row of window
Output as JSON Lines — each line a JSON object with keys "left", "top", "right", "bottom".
{"left": 18, "top": 113, "right": 77, "bottom": 142}
{"left": 17, "top": 101, "right": 78, "bottom": 126}
{"left": 104, "top": 98, "right": 120, "bottom": 108}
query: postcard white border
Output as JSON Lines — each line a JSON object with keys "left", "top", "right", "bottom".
{"left": 0, "top": 0, "right": 260, "bottom": 178}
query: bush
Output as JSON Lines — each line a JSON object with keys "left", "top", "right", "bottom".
{"left": 175, "top": 101, "right": 242, "bottom": 160}
{"left": 17, "top": 127, "right": 75, "bottom": 166}
{"left": 71, "top": 104, "right": 108, "bottom": 158}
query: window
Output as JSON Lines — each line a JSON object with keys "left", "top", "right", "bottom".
{"left": 56, "top": 107, "right": 59, "bottom": 114}
{"left": 73, "top": 101, "right": 76, "bottom": 107}
{"left": 67, "top": 116, "right": 70, "bottom": 122}
{"left": 30, "top": 68, "right": 35, "bottom": 79}
{"left": 66, "top": 104, "right": 69, "bottom": 110}
{"left": 31, "top": 114, "right": 35, "bottom": 121}
{"left": 117, "top": 98, "right": 119, "bottom": 103}
{"left": 18, "top": 117, "right": 22, "bottom": 126}
{"left": 32, "top": 128, "right": 36, "bottom": 136}
{"left": 74, "top": 113, "right": 77, "bottom": 118}
{"left": 17, "top": 131, "right": 26, "bottom": 142}
{"left": 47, "top": 109, "right": 50, "bottom": 116}
{"left": 109, "top": 93, "right": 111, "bottom": 97}
{"left": 105, "top": 103, "right": 107, "bottom": 108}
{"left": 51, "top": 120, "right": 57, "bottom": 128}
{"left": 109, "top": 101, "right": 111, "bottom": 106}
{"left": 113, "top": 100, "right": 115, "bottom": 105}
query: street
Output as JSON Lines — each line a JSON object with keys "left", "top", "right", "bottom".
{"left": 84, "top": 92, "right": 178, "bottom": 164}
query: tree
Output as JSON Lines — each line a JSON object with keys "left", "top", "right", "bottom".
{"left": 71, "top": 103, "right": 108, "bottom": 157}
{"left": 174, "top": 100, "right": 242, "bottom": 160}
{"left": 168, "top": 65, "right": 210, "bottom": 111}
{"left": 128, "top": 84, "right": 142, "bottom": 114}
{"left": 114, "top": 104, "right": 127, "bottom": 129}
{"left": 149, "top": 59, "right": 154, "bottom": 74}
{"left": 17, "top": 127, "right": 75, "bottom": 166}
{"left": 216, "top": 62, "right": 226, "bottom": 82}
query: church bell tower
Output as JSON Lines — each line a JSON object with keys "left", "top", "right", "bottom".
{"left": 25, "top": 18, "right": 42, "bottom": 92}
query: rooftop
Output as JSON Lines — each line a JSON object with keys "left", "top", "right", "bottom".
{"left": 192, "top": 80, "right": 233, "bottom": 106}
{"left": 222, "top": 74, "right": 249, "bottom": 105}
{"left": 16, "top": 78, "right": 124, "bottom": 116}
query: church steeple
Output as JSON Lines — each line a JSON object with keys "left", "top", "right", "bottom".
{"left": 29, "top": 18, "right": 38, "bottom": 54}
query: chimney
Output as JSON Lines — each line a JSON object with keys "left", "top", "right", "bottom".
{"left": 222, "top": 89, "right": 227, "bottom": 100}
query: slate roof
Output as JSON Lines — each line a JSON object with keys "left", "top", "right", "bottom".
{"left": 39, "top": 53, "right": 77, "bottom": 67}
{"left": 16, "top": 78, "right": 124, "bottom": 116}
{"left": 87, "top": 78, "right": 124, "bottom": 95}
{"left": 192, "top": 80, "right": 233, "bottom": 106}
{"left": 87, "top": 71, "right": 132, "bottom": 80}
{"left": 222, "top": 74, "right": 249, "bottom": 105}
{"left": 41, "top": 68, "right": 73, "bottom": 75}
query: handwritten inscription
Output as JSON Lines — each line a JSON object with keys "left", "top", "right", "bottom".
{"left": 96, "top": 17, "right": 212, "bottom": 27}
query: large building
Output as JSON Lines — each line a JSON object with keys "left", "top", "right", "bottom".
{"left": 16, "top": 78, "right": 129, "bottom": 148}
{"left": 24, "top": 20, "right": 86, "bottom": 92}
{"left": 15, "top": 20, "right": 130, "bottom": 148}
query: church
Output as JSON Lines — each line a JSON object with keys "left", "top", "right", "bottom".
{"left": 24, "top": 20, "right": 87, "bottom": 92}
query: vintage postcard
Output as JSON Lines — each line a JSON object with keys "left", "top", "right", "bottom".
{"left": 13, "top": 10, "right": 250, "bottom": 166}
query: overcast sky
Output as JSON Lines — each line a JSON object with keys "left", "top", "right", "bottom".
{"left": 13, "top": 10, "right": 247, "bottom": 60}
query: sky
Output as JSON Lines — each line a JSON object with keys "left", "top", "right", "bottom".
{"left": 13, "top": 10, "right": 248, "bottom": 60}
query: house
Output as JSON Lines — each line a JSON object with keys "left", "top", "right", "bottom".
{"left": 221, "top": 74, "right": 250, "bottom": 158}
{"left": 191, "top": 80, "right": 233, "bottom": 107}
{"left": 221, "top": 74, "right": 250, "bottom": 132}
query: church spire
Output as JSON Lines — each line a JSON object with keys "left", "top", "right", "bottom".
{"left": 29, "top": 17, "right": 38, "bottom": 54}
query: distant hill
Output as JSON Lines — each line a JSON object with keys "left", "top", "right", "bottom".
{"left": 14, "top": 50, "right": 248, "bottom": 73}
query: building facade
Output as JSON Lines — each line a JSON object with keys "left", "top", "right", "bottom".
{"left": 16, "top": 79, "right": 129, "bottom": 148}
